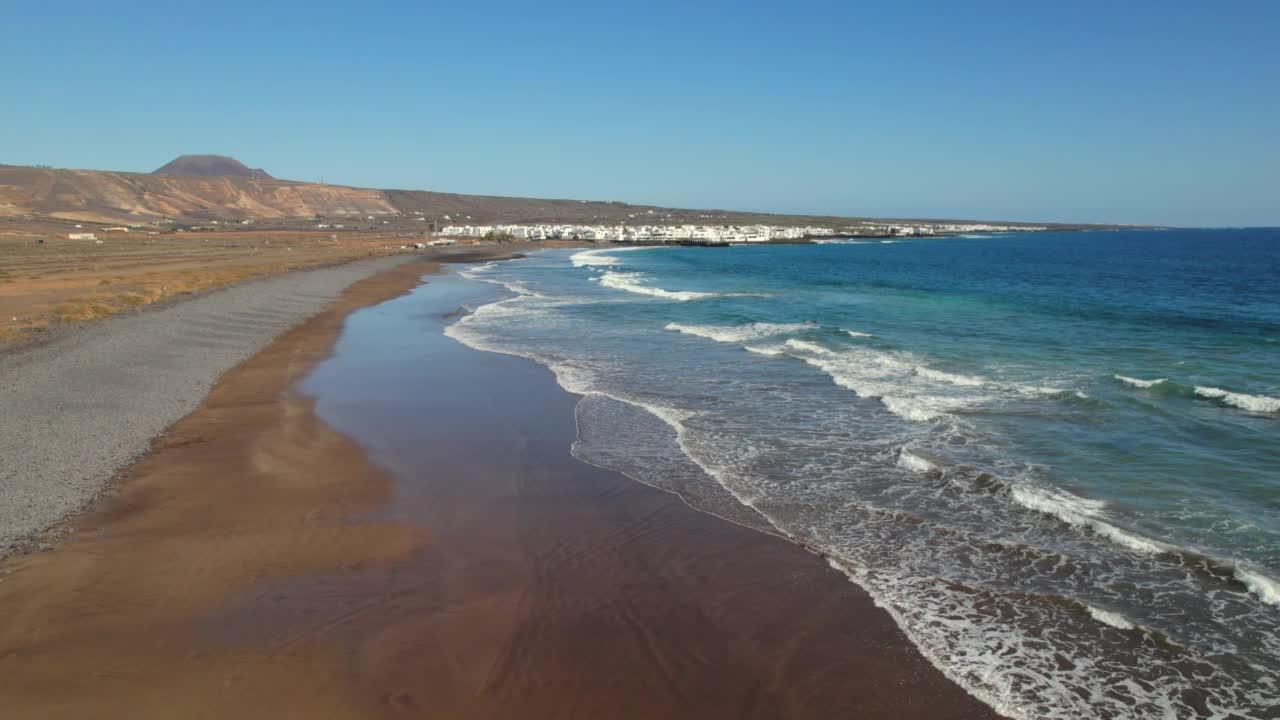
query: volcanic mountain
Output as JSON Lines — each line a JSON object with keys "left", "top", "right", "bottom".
{"left": 152, "top": 155, "right": 273, "bottom": 179}
{"left": 0, "top": 157, "right": 1111, "bottom": 229}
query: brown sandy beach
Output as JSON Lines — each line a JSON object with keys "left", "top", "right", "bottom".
{"left": 0, "top": 251, "right": 1000, "bottom": 719}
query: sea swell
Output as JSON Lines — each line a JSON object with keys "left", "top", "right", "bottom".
{"left": 770, "top": 337, "right": 1077, "bottom": 423}
{"left": 569, "top": 245, "right": 662, "bottom": 267}
{"left": 596, "top": 271, "right": 725, "bottom": 301}
{"left": 444, "top": 248, "right": 1280, "bottom": 720}
{"left": 1194, "top": 385, "right": 1280, "bottom": 413}
{"left": 665, "top": 321, "right": 813, "bottom": 343}
{"left": 1115, "top": 374, "right": 1280, "bottom": 414}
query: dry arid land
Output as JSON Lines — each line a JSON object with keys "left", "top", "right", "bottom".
{"left": 0, "top": 220, "right": 431, "bottom": 343}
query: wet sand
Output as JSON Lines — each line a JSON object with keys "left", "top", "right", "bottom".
{"left": 0, "top": 258, "right": 1001, "bottom": 719}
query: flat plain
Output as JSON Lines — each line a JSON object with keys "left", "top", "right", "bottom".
{"left": 0, "top": 221, "right": 412, "bottom": 342}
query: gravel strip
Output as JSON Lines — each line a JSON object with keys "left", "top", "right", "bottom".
{"left": 0, "top": 255, "right": 413, "bottom": 552}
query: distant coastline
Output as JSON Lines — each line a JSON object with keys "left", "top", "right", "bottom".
{"left": 0, "top": 159, "right": 1148, "bottom": 232}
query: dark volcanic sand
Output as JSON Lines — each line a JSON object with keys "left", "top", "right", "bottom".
{"left": 0, "top": 261, "right": 1001, "bottom": 719}
{"left": 273, "top": 271, "right": 1001, "bottom": 719}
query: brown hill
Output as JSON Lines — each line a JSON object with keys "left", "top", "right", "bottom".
{"left": 0, "top": 160, "right": 1116, "bottom": 229}
{"left": 0, "top": 163, "right": 837, "bottom": 226}
{"left": 153, "top": 155, "right": 273, "bottom": 179}
{"left": 0, "top": 165, "right": 394, "bottom": 223}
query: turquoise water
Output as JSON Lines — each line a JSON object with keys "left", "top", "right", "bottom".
{"left": 446, "top": 229, "right": 1280, "bottom": 719}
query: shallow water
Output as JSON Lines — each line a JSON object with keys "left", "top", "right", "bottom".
{"left": 447, "top": 229, "right": 1280, "bottom": 719}
{"left": 290, "top": 271, "right": 1000, "bottom": 718}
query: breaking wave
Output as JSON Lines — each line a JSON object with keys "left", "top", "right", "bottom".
{"left": 776, "top": 339, "right": 1076, "bottom": 422}
{"left": 1194, "top": 386, "right": 1280, "bottom": 413}
{"left": 443, "top": 245, "right": 1280, "bottom": 719}
{"left": 665, "top": 322, "right": 813, "bottom": 343}
{"left": 569, "top": 245, "right": 659, "bottom": 267}
{"left": 1235, "top": 567, "right": 1280, "bottom": 605}
{"left": 897, "top": 447, "right": 937, "bottom": 473}
{"left": 1116, "top": 374, "right": 1279, "bottom": 414}
{"left": 1009, "top": 485, "right": 1175, "bottom": 555}
{"left": 1086, "top": 605, "right": 1137, "bottom": 631}
{"left": 1114, "top": 374, "right": 1166, "bottom": 388}
{"left": 596, "top": 271, "right": 722, "bottom": 301}
{"left": 917, "top": 367, "right": 987, "bottom": 387}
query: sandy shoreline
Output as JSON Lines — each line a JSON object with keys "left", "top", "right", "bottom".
{"left": 0, "top": 254, "right": 409, "bottom": 552}
{"left": 0, "top": 245, "right": 536, "bottom": 553}
{"left": 0, "top": 251, "right": 1001, "bottom": 718}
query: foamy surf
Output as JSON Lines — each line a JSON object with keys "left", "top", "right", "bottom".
{"left": 916, "top": 367, "right": 988, "bottom": 387}
{"left": 774, "top": 340, "right": 1074, "bottom": 423}
{"left": 783, "top": 343, "right": 981, "bottom": 422}
{"left": 897, "top": 447, "right": 937, "bottom": 473}
{"left": 1115, "top": 374, "right": 1279, "bottom": 413}
{"left": 665, "top": 322, "right": 812, "bottom": 343}
{"left": 781, "top": 338, "right": 830, "bottom": 355}
{"left": 569, "top": 245, "right": 660, "bottom": 267}
{"left": 570, "top": 248, "right": 621, "bottom": 267}
{"left": 1086, "top": 604, "right": 1137, "bottom": 630}
{"left": 1009, "top": 485, "right": 1177, "bottom": 555}
{"left": 447, "top": 238, "right": 1280, "bottom": 720}
{"left": 878, "top": 396, "right": 955, "bottom": 422}
{"left": 1194, "top": 386, "right": 1280, "bottom": 413}
{"left": 1011, "top": 481, "right": 1280, "bottom": 605}
{"left": 1114, "top": 374, "right": 1167, "bottom": 388}
{"left": 597, "top": 271, "right": 720, "bottom": 301}
{"left": 1235, "top": 566, "right": 1280, "bottom": 605}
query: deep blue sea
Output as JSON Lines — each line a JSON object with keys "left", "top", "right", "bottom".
{"left": 446, "top": 229, "right": 1280, "bottom": 719}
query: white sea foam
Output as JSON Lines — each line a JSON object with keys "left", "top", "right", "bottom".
{"left": 445, "top": 287, "right": 783, "bottom": 540}
{"left": 501, "top": 279, "right": 538, "bottom": 296}
{"left": 898, "top": 447, "right": 937, "bottom": 473}
{"left": 784, "top": 338, "right": 831, "bottom": 355}
{"left": 914, "top": 367, "right": 1073, "bottom": 397}
{"left": 558, "top": 370, "right": 790, "bottom": 540}
{"left": 1009, "top": 485, "right": 1106, "bottom": 527}
{"left": 1235, "top": 567, "right": 1280, "bottom": 605}
{"left": 447, "top": 258, "right": 1280, "bottom": 719}
{"left": 665, "top": 322, "right": 811, "bottom": 344}
{"left": 1114, "top": 374, "right": 1167, "bottom": 388}
{"left": 597, "top": 271, "right": 719, "bottom": 301}
{"left": 917, "top": 367, "right": 988, "bottom": 387}
{"left": 569, "top": 245, "right": 657, "bottom": 268}
{"left": 1194, "top": 386, "right": 1280, "bottom": 413}
{"left": 457, "top": 269, "right": 544, "bottom": 298}
{"left": 1094, "top": 524, "right": 1179, "bottom": 555}
{"left": 1010, "top": 485, "right": 1175, "bottom": 555}
{"left": 782, "top": 341, "right": 985, "bottom": 422}
{"left": 570, "top": 248, "right": 620, "bottom": 267}
{"left": 912, "top": 366, "right": 1078, "bottom": 399}
{"left": 545, "top": 361, "right": 598, "bottom": 396}
{"left": 844, "top": 329, "right": 875, "bottom": 338}
{"left": 1020, "top": 386, "right": 1080, "bottom": 398}
{"left": 879, "top": 396, "right": 951, "bottom": 422}
{"left": 1086, "top": 605, "right": 1137, "bottom": 630}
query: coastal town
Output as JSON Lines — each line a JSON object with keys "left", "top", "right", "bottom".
{"left": 439, "top": 220, "right": 1049, "bottom": 243}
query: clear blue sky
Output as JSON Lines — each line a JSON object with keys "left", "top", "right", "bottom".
{"left": 3, "top": 1, "right": 1277, "bottom": 226}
